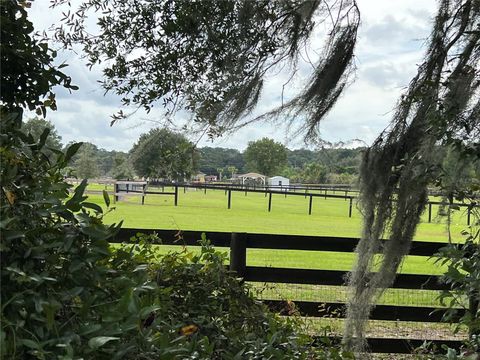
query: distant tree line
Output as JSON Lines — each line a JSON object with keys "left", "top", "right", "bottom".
{"left": 26, "top": 118, "right": 478, "bottom": 187}
{"left": 19, "top": 118, "right": 365, "bottom": 184}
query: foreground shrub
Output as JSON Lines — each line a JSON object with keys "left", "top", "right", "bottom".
{"left": 112, "top": 235, "right": 350, "bottom": 359}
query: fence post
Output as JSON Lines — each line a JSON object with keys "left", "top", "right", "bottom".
{"left": 174, "top": 185, "right": 178, "bottom": 206}
{"left": 325, "top": 189, "right": 327, "bottom": 199}
{"left": 227, "top": 189, "right": 232, "bottom": 209}
{"left": 230, "top": 232, "right": 246, "bottom": 278}
{"left": 309, "top": 195, "right": 313, "bottom": 215}
{"left": 428, "top": 203, "right": 432, "bottom": 223}
{"left": 349, "top": 197, "right": 353, "bottom": 218}
{"left": 469, "top": 293, "right": 479, "bottom": 338}
{"left": 467, "top": 205, "right": 471, "bottom": 226}
{"left": 268, "top": 192, "right": 272, "bottom": 212}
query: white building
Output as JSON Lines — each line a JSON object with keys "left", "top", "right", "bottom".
{"left": 268, "top": 176, "right": 290, "bottom": 189}
{"left": 237, "top": 172, "right": 267, "bottom": 185}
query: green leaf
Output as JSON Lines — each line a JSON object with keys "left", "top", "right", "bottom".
{"left": 88, "top": 336, "right": 119, "bottom": 350}
{"left": 83, "top": 202, "right": 103, "bottom": 214}
{"left": 38, "top": 127, "right": 50, "bottom": 149}
{"left": 103, "top": 189, "right": 111, "bottom": 207}
{"left": 64, "top": 142, "right": 83, "bottom": 163}
{"left": 20, "top": 338, "right": 40, "bottom": 349}
{"left": 65, "top": 179, "right": 88, "bottom": 210}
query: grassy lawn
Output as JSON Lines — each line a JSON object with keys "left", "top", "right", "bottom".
{"left": 85, "top": 185, "right": 468, "bottom": 241}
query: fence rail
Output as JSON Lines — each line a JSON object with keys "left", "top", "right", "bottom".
{"left": 111, "top": 228, "right": 467, "bottom": 354}
{"left": 83, "top": 181, "right": 477, "bottom": 224}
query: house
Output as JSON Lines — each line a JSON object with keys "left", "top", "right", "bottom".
{"left": 192, "top": 172, "right": 206, "bottom": 183}
{"left": 268, "top": 176, "right": 290, "bottom": 190}
{"left": 205, "top": 175, "right": 218, "bottom": 182}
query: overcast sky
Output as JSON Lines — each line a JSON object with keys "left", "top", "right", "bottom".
{"left": 29, "top": 0, "right": 438, "bottom": 152}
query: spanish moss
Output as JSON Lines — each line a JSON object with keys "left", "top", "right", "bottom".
{"left": 343, "top": 0, "right": 480, "bottom": 354}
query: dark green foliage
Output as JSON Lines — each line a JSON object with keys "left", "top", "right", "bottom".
{"left": 436, "top": 230, "right": 480, "bottom": 338}
{"left": 111, "top": 153, "right": 135, "bottom": 180}
{"left": 131, "top": 236, "right": 349, "bottom": 359}
{"left": 129, "top": 128, "right": 197, "bottom": 181}
{"left": 73, "top": 142, "right": 100, "bottom": 179}
{"left": 0, "top": 112, "right": 130, "bottom": 358}
{"left": 430, "top": 225, "right": 480, "bottom": 358}
{"left": 21, "top": 117, "right": 63, "bottom": 158}
{"left": 198, "top": 147, "right": 245, "bottom": 176}
{"left": 0, "top": 0, "right": 76, "bottom": 116}
{"left": 244, "top": 138, "right": 288, "bottom": 176}
{"left": 301, "top": 163, "right": 328, "bottom": 184}
{"left": 65, "top": 142, "right": 130, "bottom": 178}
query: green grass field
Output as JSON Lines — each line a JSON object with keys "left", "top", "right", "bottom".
{"left": 83, "top": 183, "right": 472, "bottom": 309}
{"left": 86, "top": 184, "right": 468, "bottom": 241}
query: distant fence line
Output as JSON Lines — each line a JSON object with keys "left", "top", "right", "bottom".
{"left": 110, "top": 228, "right": 471, "bottom": 355}
{"left": 73, "top": 179, "right": 478, "bottom": 224}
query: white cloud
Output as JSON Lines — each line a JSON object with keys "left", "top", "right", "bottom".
{"left": 28, "top": 1, "right": 439, "bottom": 151}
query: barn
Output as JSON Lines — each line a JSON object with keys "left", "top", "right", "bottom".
{"left": 268, "top": 176, "right": 290, "bottom": 189}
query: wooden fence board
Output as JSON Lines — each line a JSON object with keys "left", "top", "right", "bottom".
{"left": 263, "top": 300, "right": 463, "bottom": 322}
{"left": 114, "top": 228, "right": 448, "bottom": 256}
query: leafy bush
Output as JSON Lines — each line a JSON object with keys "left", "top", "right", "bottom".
{"left": 1, "top": 114, "right": 136, "bottom": 358}
{"left": 108, "top": 233, "right": 352, "bottom": 359}
{"left": 432, "top": 226, "right": 480, "bottom": 359}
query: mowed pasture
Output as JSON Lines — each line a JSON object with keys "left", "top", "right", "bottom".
{"left": 85, "top": 183, "right": 470, "bottom": 277}
{"left": 87, "top": 183, "right": 469, "bottom": 242}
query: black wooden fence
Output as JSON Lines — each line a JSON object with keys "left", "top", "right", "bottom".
{"left": 87, "top": 181, "right": 477, "bottom": 224}
{"left": 110, "top": 228, "right": 467, "bottom": 355}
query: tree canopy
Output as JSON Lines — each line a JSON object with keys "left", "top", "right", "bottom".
{"left": 53, "top": 0, "right": 359, "bottom": 140}
{"left": 130, "top": 128, "right": 197, "bottom": 181}
{"left": 244, "top": 138, "right": 288, "bottom": 176}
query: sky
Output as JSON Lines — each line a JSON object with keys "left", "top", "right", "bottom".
{"left": 29, "top": 0, "right": 438, "bottom": 152}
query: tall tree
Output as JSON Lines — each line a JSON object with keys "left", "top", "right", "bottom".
{"left": 21, "top": 117, "right": 63, "bottom": 160}
{"left": 301, "top": 163, "right": 328, "bottom": 184}
{"left": 73, "top": 143, "right": 99, "bottom": 179}
{"left": 227, "top": 166, "right": 237, "bottom": 179}
{"left": 244, "top": 138, "right": 287, "bottom": 176}
{"left": 216, "top": 167, "right": 224, "bottom": 181}
{"left": 111, "top": 153, "right": 135, "bottom": 180}
{"left": 21, "top": 117, "right": 62, "bottom": 149}
{"left": 130, "top": 128, "right": 197, "bottom": 181}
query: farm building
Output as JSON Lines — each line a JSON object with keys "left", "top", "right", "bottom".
{"left": 237, "top": 172, "right": 267, "bottom": 185}
{"left": 205, "top": 175, "right": 218, "bottom": 182}
{"left": 192, "top": 172, "right": 206, "bottom": 183}
{"left": 268, "top": 176, "right": 290, "bottom": 189}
